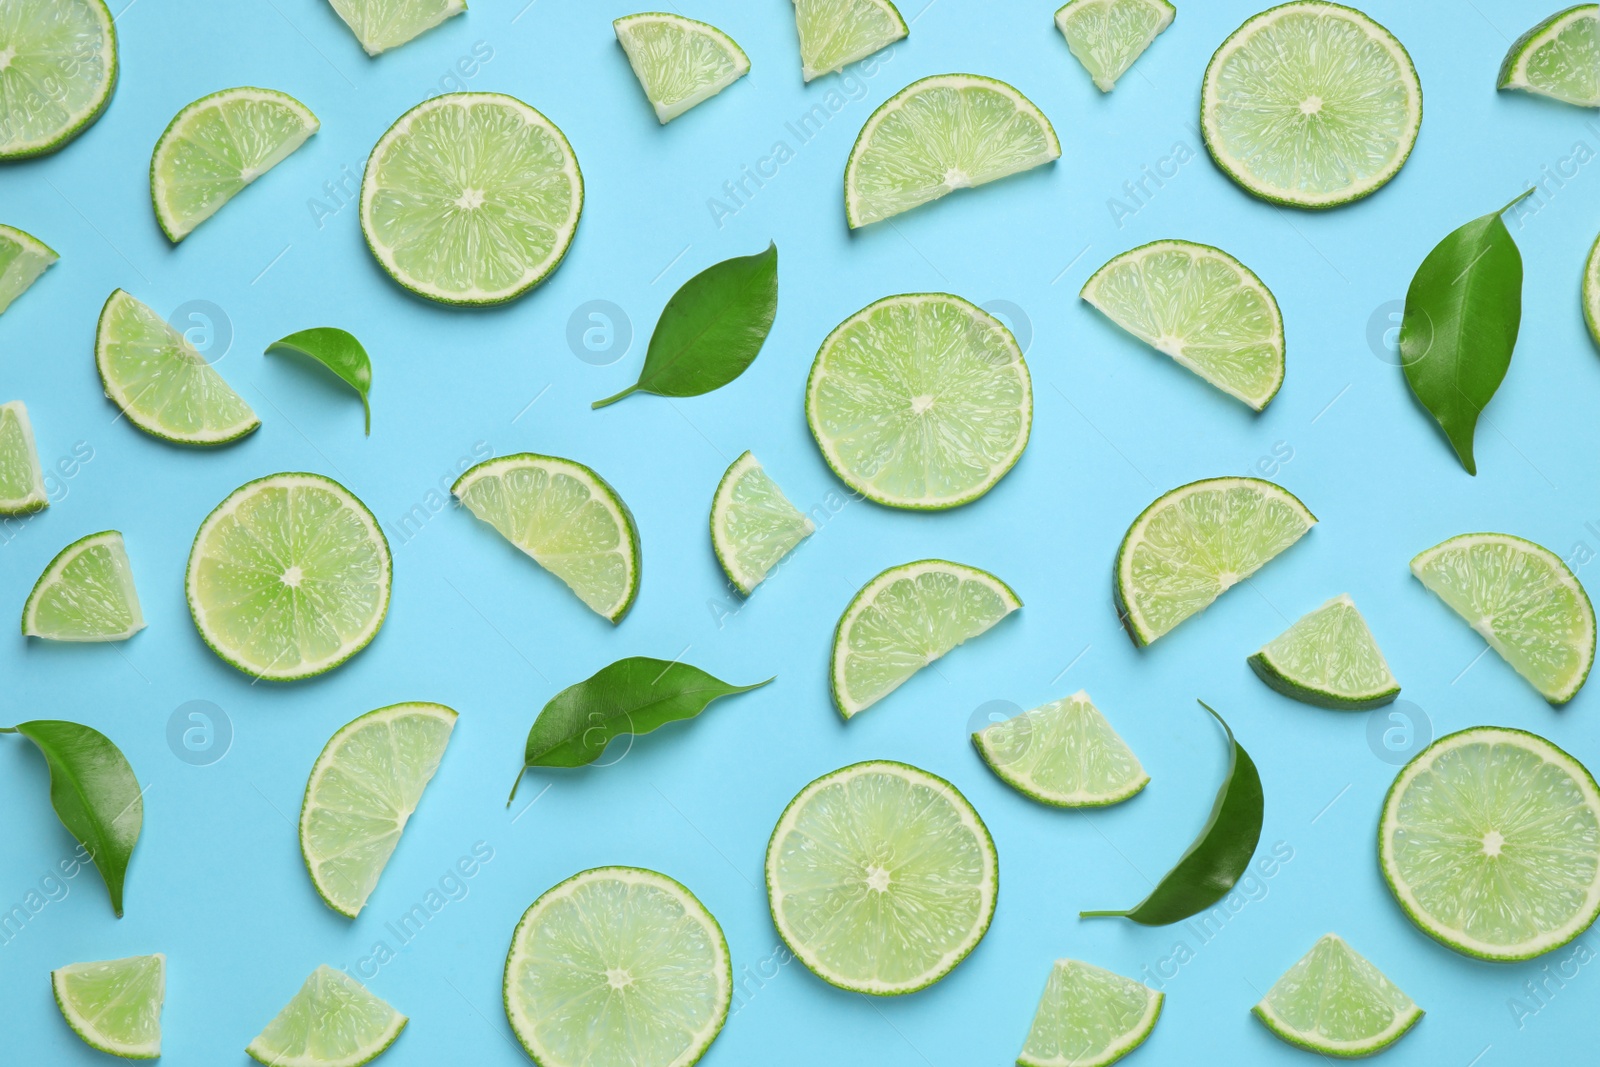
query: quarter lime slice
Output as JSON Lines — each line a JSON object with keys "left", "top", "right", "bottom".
{"left": 710, "top": 451, "right": 813, "bottom": 595}
{"left": 453, "top": 453, "right": 640, "bottom": 622}
{"left": 614, "top": 12, "right": 749, "bottom": 123}
{"left": 23, "top": 531, "right": 144, "bottom": 642}
{"left": 1201, "top": 2, "right": 1422, "bottom": 207}
{"left": 845, "top": 74, "right": 1060, "bottom": 227}
{"left": 1588, "top": 231, "right": 1600, "bottom": 349}
{"left": 95, "top": 289, "right": 259, "bottom": 445}
{"left": 766, "top": 760, "right": 997, "bottom": 995}
{"left": 1499, "top": 5, "right": 1600, "bottom": 107}
{"left": 53, "top": 954, "right": 164, "bottom": 1060}
{"left": 1018, "top": 959, "right": 1161, "bottom": 1067}
{"left": 504, "top": 867, "right": 731, "bottom": 1067}
{"left": 973, "top": 691, "right": 1148, "bottom": 808}
{"left": 0, "top": 400, "right": 46, "bottom": 515}
{"left": 1411, "top": 533, "right": 1595, "bottom": 704}
{"left": 326, "top": 0, "right": 464, "bottom": 55}
{"left": 186, "top": 473, "right": 392, "bottom": 680}
{"left": 806, "top": 293, "right": 1032, "bottom": 508}
{"left": 300, "top": 703, "right": 457, "bottom": 918}
{"left": 1380, "top": 726, "right": 1600, "bottom": 961}
{"left": 792, "top": 0, "right": 907, "bottom": 82}
{"left": 151, "top": 87, "right": 319, "bottom": 242}
{"left": 247, "top": 966, "right": 406, "bottom": 1067}
{"left": 0, "top": 224, "right": 59, "bottom": 314}
{"left": 1116, "top": 477, "right": 1315, "bottom": 646}
{"left": 1249, "top": 594, "right": 1399, "bottom": 709}
{"left": 361, "top": 93, "right": 582, "bottom": 305}
{"left": 1253, "top": 934, "right": 1421, "bottom": 1057}
{"left": 1055, "top": 0, "right": 1175, "bottom": 92}
{"left": 0, "top": 0, "right": 116, "bottom": 159}
{"left": 1082, "top": 240, "right": 1284, "bottom": 410}
{"left": 832, "top": 559, "right": 1020, "bottom": 717}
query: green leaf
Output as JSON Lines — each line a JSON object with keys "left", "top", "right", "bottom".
{"left": 1081, "top": 701, "right": 1263, "bottom": 926}
{"left": 266, "top": 327, "right": 373, "bottom": 434}
{"left": 2, "top": 720, "right": 142, "bottom": 917}
{"left": 1400, "top": 192, "right": 1535, "bottom": 475}
{"left": 508, "top": 657, "right": 772, "bottom": 799}
{"left": 592, "top": 243, "right": 779, "bottom": 408}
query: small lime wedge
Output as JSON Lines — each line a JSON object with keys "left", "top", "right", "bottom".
{"left": 1018, "top": 958, "right": 1161, "bottom": 1067}
{"left": 792, "top": 0, "right": 907, "bottom": 82}
{"left": 0, "top": 0, "right": 116, "bottom": 159}
{"left": 710, "top": 451, "right": 813, "bottom": 595}
{"left": 973, "top": 691, "right": 1148, "bottom": 808}
{"left": 1249, "top": 594, "right": 1399, "bottom": 709}
{"left": 0, "top": 400, "right": 47, "bottom": 515}
{"left": 1055, "top": 0, "right": 1175, "bottom": 92}
{"left": 0, "top": 224, "right": 59, "bottom": 314}
{"left": 614, "top": 12, "right": 750, "bottom": 123}
{"left": 326, "top": 0, "right": 464, "bottom": 55}
{"left": 1585, "top": 230, "right": 1600, "bottom": 350}
{"left": 53, "top": 954, "right": 164, "bottom": 1060}
{"left": 1254, "top": 934, "right": 1421, "bottom": 1057}
{"left": 247, "top": 966, "right": 405, "bottom": 1067}
{"left": 1499, "top": 5, "right": 1600, "bottom": 107}
{"left": 24, "top": 531, "right": 144, "bottom": 642}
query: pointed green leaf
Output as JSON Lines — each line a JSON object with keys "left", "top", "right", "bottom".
{"left": 266, "top": 327, "right": 373, "bottom": 433}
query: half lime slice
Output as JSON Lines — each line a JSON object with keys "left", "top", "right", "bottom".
{"left": 614, "top": 12, "right": 749, "bottom": 123}
{"left": 710, "top": 450, "right": 813, "bottom": 595}
{"left": 0, "top": 400, "right": 46, "bottom": 515}
{"left": 1587, "top": 231, "right": 1600, "bottom": 349}
{"left": 973, "top": 691, "right": 1148, "bottom": 807}
{"left": 1253, "top": 934, "right": 1421, "bottom": 1057}
{"left": 1499, "top": 5, "right": 1600, "bottom": 107}
{"left": 247, "top": 966, "right": 406, "bottom": 1067}
{"left": 1249, "top": 594, "right": 1399, "bottom": 709}
{"left": 1055, "top": 0, "right": 1175, "bottom": 92}
{"left": 792, "top": 0, "right": 907, "bottom": 82}
{"left": 1018, "top": 958, "right": 1161, "bottom": 1067}
{"left": 0, "top": 0, "right": 116, "bottom": 159}
{"left": 326, "top": 0, "right": 464, "bottom": 55}
{"left": 53, "top": 954, "right": 164, "bottom": 1060}
{"left": 766, "top": 760, "right": 997, "bottom": 995}
{"left": 0, "top": 224, "right": 59, "bottom": 314}
{"left": 24, "top": 531, "right": 144, "bottom": 642}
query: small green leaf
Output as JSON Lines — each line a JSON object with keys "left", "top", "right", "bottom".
{"left": 2, "top": 720, "right": 142, "bottom": 917}
{"left": 266, "top": 327, "right": 373, "bottom": 434}
{"left": 1400, "top": 192, "right": 1535, "bottom": 475}
{"left": 508, "top": 657, "right": 772, "bottom": 799}
{"left": 593, "top": 243, "right": 779, "bottom": 408}
{"left": 1081, "top": 701, "right": 1263, "bottom": 926}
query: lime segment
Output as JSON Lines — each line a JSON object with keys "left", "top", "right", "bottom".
{"left": 0, "top": 400, "right": 46, "bottom": 515}
{"left": 0, "top": 0, "right": 116, "bottom": 159}
{"left": 973, "top": 691, "right": 1148, "bottom": 808}
{"left": 24, "top": 531, "right": 144, "bottom": 642}
{"left": 614, "top": 13, "right": 749, "bottom": 123}
{"left": 247, "top": 966, "right": 406, "bottom": 1067}
{"left": 1253, "top": 934, "right": 1421, "bottom": 1057}
{"left": 1587, "top": 231, "right": 1600, "bottom": 349}
{"left": 0, "top": 224, "right": 59, "bottom": 314}
{"left": 1249, "top": 594, "right": 1399, "bottom": 709}
{"left": 1054, "top": 0, "right": 1175, "bottom": 92}
{"left": 1499, "top": 5, "right": 1600, "bottom": 107}
{"left": 1018, "top": 958, "right": 1161, "bottom": 1067}
{"left": 53, "top": 954, "right": 164, "bottom": 1060}
{"left": 792, "top": 0, "right": 907, "bottom": 82}
{"left": 326, "top": 0, "right": 464, "bottom": 55}
{"left": 710, "top": 451, "right": 813, "bottom": 595}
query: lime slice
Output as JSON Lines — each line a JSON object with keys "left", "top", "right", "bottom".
{"left": 1499, "top": 5, "right": 1600, "bottom": 107}
{"left": 1201, "top": 2, "right": 1422, "bottom": 208}
{"left": 326, "top": 0, "right": 464, "bottom": 56}
{"left": 1018, "top": 958, "right": 1161, "bottom": 1067}
{"left": 23, "top": 531, "right": 144, "bottom": 642}
{"left": 832, "top": 559, "right": 1019, "bottom": 717}
{"left": 1380, "top": 726, "right": 1600, "bottom": 961}
{"left": 300, "top": 703, "right": 457, "bottom": 918}
{"left": 1411, "top": 533, "right": 1595, "bottom": 704}
{"left": 710, "top": 451, "right": 814, "bottom": 595}
{"left": 150, "top": 87, "right": 319, "bottom": 242}
{"left": 361, "top": 93, "right": 583, "bottom": 305}
{"left": 792, "top": 0, "right": 907, "bottom": 82}
{"left": 1054, "top": 0, "right": 1175, "bottom": 92}
{"left": 95, "top": 289, "right": 259, "bottom": 445}
{"left": 973, "top": 691, "right": 1148, "bottom": 808}
{"left": 0, "top": 0, "right": 116, "bottom": 159}
{"left": 845, "top": 74, "right": 1060, "bottom": 227}
{"left": 504, "top": 866, "right": 731, "bottom": 1067}
{"left": 1248, "top": 594, "right": 1399, "bottom": 710}
{"left": 453, "top": 453, "right": 640, "bottom": 622}
{"left": 1587, "top": 231, "right": 1600, "bottom": 349}
{"left": 806, "top": 293, "right": 1032, "bottom": 508}
{"left": 53, "top": 954, "right": 164, "bottom": 1060}
{"left": 1115, "top": 477, "right": 1315, "bottom": 646}
{"left": 186, "top": 473, "right": 392, "bottom": 681}
{"left": 614, "top": 13, "right": 750, "bottom": 123}
{"left": 1253, "top": 934, "right": 1421, "bottom": 1057}
{"left": 1081, "top": 240, "right": 1284, "bottom": 411}
{"left": 247, "top": 966, "right": 406, "bottom": 1067}
{"left": 766, "top": 760, "right": 998, "bottom": 995}
{"left": 0, "top": 400, "right": 46, "bottom": 515}
{"left": 0, "top": 224, "right": 59, "bottom": 314}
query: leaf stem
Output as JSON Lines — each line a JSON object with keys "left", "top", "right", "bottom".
{"left": 591, "top": 385, "right": 639, "bottom": 409}
{"left": 1495, "top": 187, "right": 1537, "bottom": 218}
{"left": 1079, "top": 909, "right": 1128, "bottom": 918}
{"left": 506, "top": 770, "right": 524, "bottom": 808}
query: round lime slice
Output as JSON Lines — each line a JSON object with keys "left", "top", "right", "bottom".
{"left": 973, "top": 691, "right": 1149, "bottom": 808}
{"left": 326, "top": 0, "right": 464, "bottom": 55}
{"left": 0, "top": 223, "right": 59, "bottom": 315}
{"left": 53, "top": 954, "right": 164, "bottom": 1060}
{"left": 1054, "top": 0, "right": 1175, "bottom": 92}
{"left": 1253, "top": 934, "right": 1421, "bottom": 1056}
{"left": 0, "top": 0, "right": 116, "bottom": 159}
{"left": 24, "top": 530, "right": 144, "bottom": 642}
{"left": 247, "top": 966, "right": 406, "bottom": 1067}
{"left": 1585, "top": 230, "right": 1600, "bottom": 350}
{"left": 614, "top": 12, "right": 749, "bottom": 123}
{"left": 792, "top": 0, "right": 907, "bottom": 82}
{"left": 0, "top": 399, "right": 46, "bottom": 515}
{"left": 1248, "top": 594, "right": 1400, "bottom": 709}
{"left": 710, "top": 450, "right": 813, "bottom": 595}
{"left": 1018, "top": 958, "right": 1161, "bottom": 1067}
{"left": 1499, "top": 5, "right": 1599, "bottom": 107}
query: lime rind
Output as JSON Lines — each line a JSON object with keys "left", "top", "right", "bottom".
{"left": 1054, "top": 0, "right": 1176, "bottom": 92}
{"left": 1498, "top": 5, "right": 1600, "bottom": 107}
{"left": 0, "top": 224, "right": 59, "bottom": 314}
{"left": 247, "top": 966, "right": 406, "bottom": 1067}
{"left": 1253, "top": 935, "right": 1421, "bottom": 1058}
{"left": 1018, "top": 958, "right": 1161, "bottom": 1067}
{"left": 614, "top": 12, "right": 750, "bottom": 123}
{"left": 326, "top": 0, "right": 466, "bottom": 55}
{"left": 710, "top": 451, "right": 814, "bottom": 595}
{"left": 972, "top": 691, "right": 1149, "bottom": 808}
{"left": 792, "top": 0, "right": 907, "bottom": 82}
{"left": 0, "top": 400, "right": 47, "bottom": 515}
{"left": 1585, "top": 231, "right": 1600, "bottom": 350}
{"left": 1249, "top": 594, "right": 1400, "bottom": 710}
{"left": 0, "top": 0, "right": 117, "bottom": 160}
{"left": 52, "top": 954, "right": 164, "bottom": 1060}
{"left": 23, "top": 530, "right": 145, "bottom": 642}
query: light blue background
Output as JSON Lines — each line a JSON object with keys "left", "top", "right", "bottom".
{"left": 3, "top": 0, "right": 1598, "bottom": 1062}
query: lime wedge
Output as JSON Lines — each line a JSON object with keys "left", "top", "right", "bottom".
{"left": 973, "top": 691, "right": 1148, "bottom": 808}
{"left": 1018, "top": 958, "right": 1161, "bottom": 1067}
{"left": 1588, "top": 231, "right": 1600, "bottom": 349}
{"left": 845, "top": 74, "right": 1060, "bottom": 227}
{"left": 1054, "top": 0, "right": 1175, "bottom": 92}
{"left": 1411, "top": 533, "right": 1595, "bottom": 704}
{"left": 1249, "top": 594, "right": 1399, "bottom": 709}
{"left": 151, "top": 87, "right": 319, "bottom": 242}
{"left": 792, "top": 0, "right": 907, "bottom": 82}
{"left": 710, "top": 451, "right": 813, "bottom": 595}
{"left": 832, "top": 559, "right": 1019, "bottom": 717}
{"left": 453, "top": 453, "right": 640, "bottom": 622}
{"left": 300, "top": 703, "right": 457, "bottom": 918}
{"left": 0, "top": 400, "right": 46, "bottom": 515}
{"left": 806, "top": 293, "right": 1032, "bottom": 508}
{"left": 614, "top": 13, "right": 749, "bottom": 123}
{"left": 247, "top": 966, "right": 405, "bottom": 1067}
{"left": 1081, "top": 240, "right": 1284, "bottom": 410}
{"left": 326, "top": 0, "right": 464, "bottom": 55}
{"left": 0, "top": 0, "right": 116, "bottom": 159}
{"left": 186, "top": 473, "right": 392, "bottom": 681}
{"left": 95, "top": 289, "right": 259, "bottom": 445}
{"left": 24, "top": 531, "right": 144, "bottom": 642}
{"left": 0, "top": 224, "right": 59, "bottom": 314}
{"left": 361, "top": 93, "right": 582, "bottom": 305}
{"left": 1499, "top": 5, "right": 1599, "bottom": 107}
{"left": 1253, "top": 934, "right": 1421, "bottom": 1057}
{"left": 504, "top": 867, "right": 731, "bottom": 1067}
{"left": 766, "top": 760, "right": 997, "bottom": 995}
{"left": 53, "top": 954, "right": 164, "bottom": 1060}
{"left": 1201, "top": 2, "right": 1422, "bottom": 207}
{"left": 1381, "top": 726, "right": 1600, "bottom": 961}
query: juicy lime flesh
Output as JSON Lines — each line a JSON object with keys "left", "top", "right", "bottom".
{"left": 1588, "top": 237, "right": 1600, "bottom": 346}
{"left": 1506, "top": 9, "right": 1600, "bottom": 105}
{"left": 1020, "top": 959, "right": 1158, "bottom": 1067}
{"left": 54, "top": 955, "right": 164, "bottom": 1058}
{"left": 615, "top": 16, "right": 746, "bottom": 121}
{"left": 1056, "top": 0, "right": 1173, "bottom": 92}
{"left": 328, "top": 0, "right": 463, "bottom": 55}
{"left": 794, "top": 0, "right": 906, "bottom": 81}
{"left": 714, "top": 455, "right": 813, "bottom": 593}
{"left": 0, "top": 0, "right": 113, "bottom": 157}
{"left": 0, "top": 402, "right": 45, "bottom": 512}
{"left": 0, "top": 227, "right": 56, "bottom": 313}
{"left": 1254, "top": 595, "right": 1397, "bottom": 705}
{"left": 27, "top": 534, "right": 143, "bottom": 640}
{"left": 808, "top": 295, "right": 1030, "bottom": 507}
{"left": 1255, "top": 935, "right": 1418, "bottom": 1054}
{"left": 249, "top": 966, "right": 403, "bottom": 1067}
{"left": 976, "top": 693, "right": 1147, "bottom": 806}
